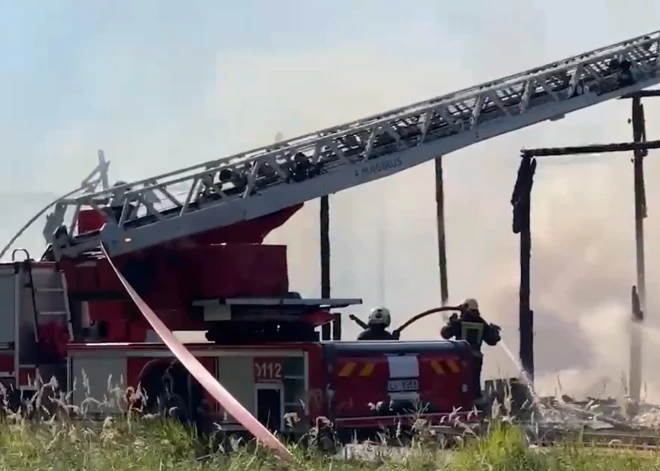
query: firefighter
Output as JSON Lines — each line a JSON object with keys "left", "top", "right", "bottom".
{"left": 440, "top": 298, "right": 501, "bottom": 402}
{"left": 357, "top": 307, "right": 397, "bottom": 340}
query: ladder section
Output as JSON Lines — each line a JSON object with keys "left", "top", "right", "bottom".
{"left": 47, "top": 31, "right": 660, "bottom": 259}
{"left": 0, "top": 263, "right": 70, "bottom": 392}
{"left": 30, "top": 270, "right": 71, "bottom": 319}
{"left": 28, "top": 268, "right": 73, "bottom": 339}
{"left": 19, "top": 266, "right": 73, "bottom": 390}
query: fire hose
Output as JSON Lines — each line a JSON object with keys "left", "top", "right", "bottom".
{"left": 101, "top": 245, "right": 294, "bottom": 462}
{"left": 349, "top": 306, "right": 501, "bottom": 339}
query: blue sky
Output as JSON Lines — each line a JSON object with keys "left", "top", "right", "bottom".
{"left": 2, "top": 1, "right": 660, "bottom": 396}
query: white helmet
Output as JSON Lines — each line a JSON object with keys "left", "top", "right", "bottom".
{"left": 368, "top": 307, "right": 391, "bottom": 327}
{"left": 461, "top": 298, "right": 479, "bottom": 311}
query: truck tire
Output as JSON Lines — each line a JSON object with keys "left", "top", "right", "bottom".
{"left": 136, "top": 360, "right": 205, "bottom": 431}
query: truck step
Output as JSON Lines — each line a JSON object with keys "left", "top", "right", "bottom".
{"left": 39, "top": 311, "right": 69, "bottom": 316}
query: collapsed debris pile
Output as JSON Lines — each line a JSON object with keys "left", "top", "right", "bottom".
{"left": 535, "top": 395, "right": 660, "bottom": 431}
{"left": 486, "top": 378, "right": 660, "bottom": 433}
{"left": 510, "top": 394, "right": 660, "bottom": 449}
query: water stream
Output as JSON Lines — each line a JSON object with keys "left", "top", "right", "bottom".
{"left": 498, "top": 339, "right": 549, "bottom": 421}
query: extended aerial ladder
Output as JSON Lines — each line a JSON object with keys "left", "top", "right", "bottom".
{"left": 34, "top": 31, "right": 660, "bottom": 260}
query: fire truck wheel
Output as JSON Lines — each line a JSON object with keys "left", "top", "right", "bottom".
{"left": 136, "top": 361, "right": 205, "bottom": 431}
{"left": 3, "top": 389, "right": 22, "bottom": 415}
{"left": 2, "top": 389, "right": 44, "bottom": 421}
{"left": 159, "top": 393, "right": 189, "bottom": 423}
{"left": 307, "top": 422, "right": 338, "bottom": 453}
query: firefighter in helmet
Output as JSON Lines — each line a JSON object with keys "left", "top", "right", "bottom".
{"left": 357, "top": 307, "right": 397, "bottom": 340}
{"left": 440, "top": 298, "right": 501, "bottom": 401}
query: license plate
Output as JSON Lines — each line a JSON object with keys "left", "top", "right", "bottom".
{"left": 387, "top": 379, "right": 419, "bottom": 392}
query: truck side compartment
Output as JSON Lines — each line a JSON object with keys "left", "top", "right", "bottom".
{"left": 0, "top": 263, "right": 17, "bottom": 386}
{"left": 323, "top": 340, "right": 477, "bottom": 429}
{"left": 67, "top": 343, "right": 315, "bottom": 434}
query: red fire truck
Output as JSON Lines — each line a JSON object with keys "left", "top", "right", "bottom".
{"left": 0, "top": 31, "right": 656, "bottom": 439}
{"left": 0, "top": 202, "right": 479, "bottom": 438}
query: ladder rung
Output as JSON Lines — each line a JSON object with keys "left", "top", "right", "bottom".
{"left": 39, "top": 311, "right": 68, "bottom": 316}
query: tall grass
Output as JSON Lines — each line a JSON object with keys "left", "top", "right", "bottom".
{"left": 0, "top": 379, "right": 659, "bottom": 470}
{"left": 1, "top": 416, "right": 659, "bottom": 470}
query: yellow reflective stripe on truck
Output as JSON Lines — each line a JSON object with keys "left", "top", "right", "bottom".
{"left": 337, "top": 361, "right": 375, "bottom": 377}
{"left": 338, "top": 362, "right": 356, "bottom": 377}
{"left": 430, "top": 357, "right": 462, "bottom": 375}
{"left": 359, "top": 362, "right": 375, "bottom": 377}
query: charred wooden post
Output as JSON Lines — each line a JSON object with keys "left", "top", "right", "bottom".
{"left": 629, "top": 95, "right": 648, "bottom": 406}
{"left": 435, "top": 157, "right": 449, "bottom": 306}
{"left": 622, "top": 90, "right": 660, "bottom": 99}
{"left": 320, "top": 195, "right": 332, "bottom": 340}
{"left": 521, "top": 141, "right": 660, "bottom": 156}
{"left": 632, "top": 285, "right": 644, "bottom": 322}
{"left": 512, "top": 153, "right": 537, "bottom": 383}
{"left": 331, "top": 312, "right": 342, "bottom": 341}
{"left": 377, "top": 211, "right": 385, "bottom": 304}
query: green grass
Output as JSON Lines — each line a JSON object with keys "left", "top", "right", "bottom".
{"left": 0, "top": 377, "right": 658, "bottom": 470}
{"left": 0, "top": 415, "right": 659, "bottom": 470}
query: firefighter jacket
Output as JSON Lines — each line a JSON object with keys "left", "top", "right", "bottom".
{"left": 440, "top": 310, "right": 501, "bottom": 355}
{"left": 357, "top": 326, "right": 397, "bottom": 340}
